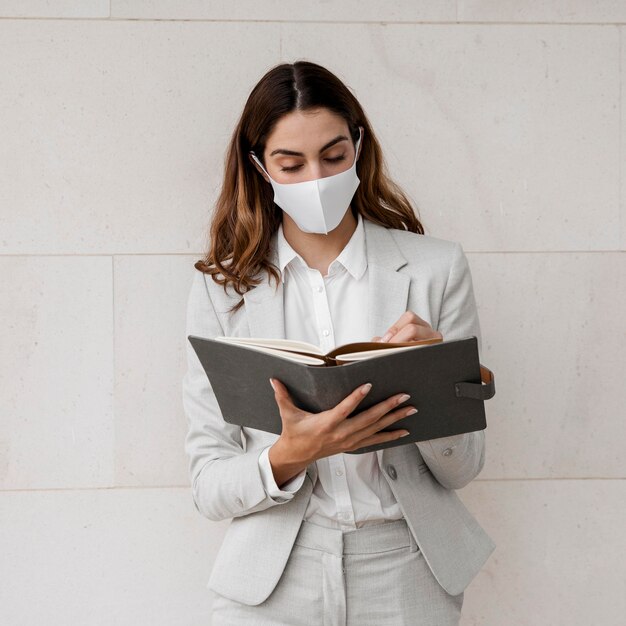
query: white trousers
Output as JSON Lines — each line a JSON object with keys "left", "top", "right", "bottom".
{"left": 209, "top": 517, "right": 464, "bottom": 625}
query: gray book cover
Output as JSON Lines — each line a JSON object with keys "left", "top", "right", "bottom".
{"left": 188, "top": 334, "right": 495, "bottom": 454}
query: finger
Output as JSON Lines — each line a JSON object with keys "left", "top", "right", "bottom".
{"left": 269, "top": 378, "right": 298, "bottom": 417}
{"left": 328, "top": 382, "right": 374, "bottom": 425}
{"left": 386, "top": 323, "right": 435, "bottom": 343}
{"left": 346, "top": 428, "right": 410, "bottom": 452}
{"left": 336, "top": 391, "right": 411, "bottom": 437}
{"left": 385, "top": 323, "right": 420, "bottom": 343}
{"left": 380, "top": 311, "right": 430, "bottom": 342}
{"left": 348, "top": 404, "right": 416, "bottom": 443}
{"left": 407, "top": 311, "right": 431, "bottom": 328}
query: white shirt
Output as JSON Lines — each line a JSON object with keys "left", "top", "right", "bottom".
{"left": 257, "top": 212, "right": 405, "bottom": 530}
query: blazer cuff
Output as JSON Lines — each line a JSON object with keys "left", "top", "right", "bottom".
{"left": 416, "top": 433, "right": 468, "bottom": 461}
{"left": 258, "top": 446, "right": 307, "bottom": 502}
{"left": 415, "top": 431, "right": 482, "bottom": 489}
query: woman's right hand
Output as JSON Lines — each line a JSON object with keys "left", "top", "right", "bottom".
{"left": 266, "top": 378, "right": 416, "bottom": 488}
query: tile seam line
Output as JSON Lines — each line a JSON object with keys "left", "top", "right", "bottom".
{"left": 1, "top": 251, "right": 625, "bottom": 257}
{"left": 0, "top": 17, "right": 624, "bottom": 26}
{"left": 2, "top": 477, "right": 625, "bottom": 493}
{"left": 617, "top": 25, "right": 626, "bottom": 245}
{"left": 111, "top": 254, "right": 116, "bottom": 485}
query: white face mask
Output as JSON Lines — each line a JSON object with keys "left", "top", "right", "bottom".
{"left": 250, "top": 127, "right": 363, "bottom": 234}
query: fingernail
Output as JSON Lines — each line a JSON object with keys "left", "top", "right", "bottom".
{"left": 361, "top": 382, "right": 372, "bottom": 395}
{"left": 401, "top": 431, "right": 410, "bottom": 437}
{"left": 269, "top": 378, "right": 276, "bottom": 391}
{"left": 405, "top": 408, "right": 418, "bottom": 416}
{"left": 398, "top": 394, "right": 411, "bottom": 404}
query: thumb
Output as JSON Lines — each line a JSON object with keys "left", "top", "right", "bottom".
{"left": 269, "top": 378, "right": 296, "bottom": 414}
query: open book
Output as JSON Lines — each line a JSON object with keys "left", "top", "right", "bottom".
{"left": 212, "top": 335, "right": 444, "bottom": 366}
{"left": 188, "top": 333, "right": 496, "bottom": 454}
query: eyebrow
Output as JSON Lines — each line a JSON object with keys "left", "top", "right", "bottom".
{"left": 268, "top": 134, "right": 349, "bottom": 158}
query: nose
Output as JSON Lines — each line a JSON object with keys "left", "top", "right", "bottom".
{"left": 307, "top": 160, "right": 331, "bottom": 180}
{"left": 308, "top": 161, "right": 325, "bottom": 181}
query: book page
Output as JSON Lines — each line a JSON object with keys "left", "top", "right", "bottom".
{"left": 338, "top": 343, "right": 430, "bottom": 362}
{"left": 214, "top": 338, "right": 326, "bottom": 365}
{"left": 214, "top": 336, "right": 323, "bottom": 355}
{"left": 326, "top": 336, "right": 443, "bottom": 360}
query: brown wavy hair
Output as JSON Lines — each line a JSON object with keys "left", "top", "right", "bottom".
{"left": 194, "top": 60, "right": 425, "bottom": 315}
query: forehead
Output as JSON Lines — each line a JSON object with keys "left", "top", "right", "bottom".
{"left": 266, "top": 108, "right": 349, "bottom": 150}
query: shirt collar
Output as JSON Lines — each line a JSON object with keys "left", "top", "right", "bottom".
{"left": 276, "top": 212, "right": 367, "bottom": 283}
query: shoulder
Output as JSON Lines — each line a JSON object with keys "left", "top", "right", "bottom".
{"left": 388, "top": 226, "right": 459, "bottom": 258}
{"left": 366, "top": 219, "right": 462, "bottom": 270}
{"left": 188, "top": 267, "right": 241, "bottom": 309}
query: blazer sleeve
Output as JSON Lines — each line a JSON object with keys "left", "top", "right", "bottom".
{"left": 415, "top": 241, "right": 487, "bottom": 490}
{"left": 182, "top": 270, "right": 306, "bottom": 521}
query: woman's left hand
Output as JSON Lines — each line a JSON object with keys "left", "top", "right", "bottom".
{"left": 371, "top": 310, "right": 443, "bottom": 343}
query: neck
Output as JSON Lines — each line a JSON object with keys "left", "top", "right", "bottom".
{"left": 281, "top": 209, "right": 358, "bottom": 277}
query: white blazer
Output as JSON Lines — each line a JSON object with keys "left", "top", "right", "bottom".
{"left": 182, "top": 217, "right": 496, "bottom": 605}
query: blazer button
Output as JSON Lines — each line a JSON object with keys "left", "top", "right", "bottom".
{"left": 442, "top": 448, "right": 454, "bottom": 457}
{"left": 385, "top": 464, "right": 397, "bottom": 480}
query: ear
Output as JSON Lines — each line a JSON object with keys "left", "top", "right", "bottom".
{"left": 248, "top": 152, "right": 271, "bottom": 183}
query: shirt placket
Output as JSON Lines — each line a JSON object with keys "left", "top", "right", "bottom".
{"left": 306, "top": 263, "right": 356, "bottom": 530}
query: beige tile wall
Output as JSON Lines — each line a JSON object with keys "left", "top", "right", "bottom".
{"left": 1, "top": 2, "right": 623, "bottom": 624}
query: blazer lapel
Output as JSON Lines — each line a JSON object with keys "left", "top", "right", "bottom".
{"left": 242, "top": 281, "right": 285, "bottom": 340}
{"left": 242, "top": 236, "right": 286, "bottom": 340}
{"left": 362, "top": 218, "right": 411, "bottom": 341}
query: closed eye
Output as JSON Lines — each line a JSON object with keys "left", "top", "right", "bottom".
{"left": 280, "top": 155, "right": 346, "bottom": 173}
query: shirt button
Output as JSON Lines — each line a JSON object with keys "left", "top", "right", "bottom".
{"left": 335, "top": 469, "right": 344, "bottom": 476}
{"left": 323, "top": 329, "right": 330, "bottom": 336}
{"left": 442, "top": 447, "right": 454, "bottom": 457}
{"left": 316, "top": 286, "right": 323, "bottom": 292}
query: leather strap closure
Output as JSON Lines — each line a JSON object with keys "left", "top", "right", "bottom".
{"left": 455, "top": 365, "right": 496, "bottom": 400}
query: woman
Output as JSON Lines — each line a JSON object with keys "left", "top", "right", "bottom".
{"left": 183, "top": 60, "right": 495, "bottom": 625}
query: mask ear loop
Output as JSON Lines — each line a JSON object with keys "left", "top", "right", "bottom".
{"left": 354, "top": 126, "right": 364, "bottom": 164}
{"left": 249, "top": 151, "right": 272, "bottom": 180}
